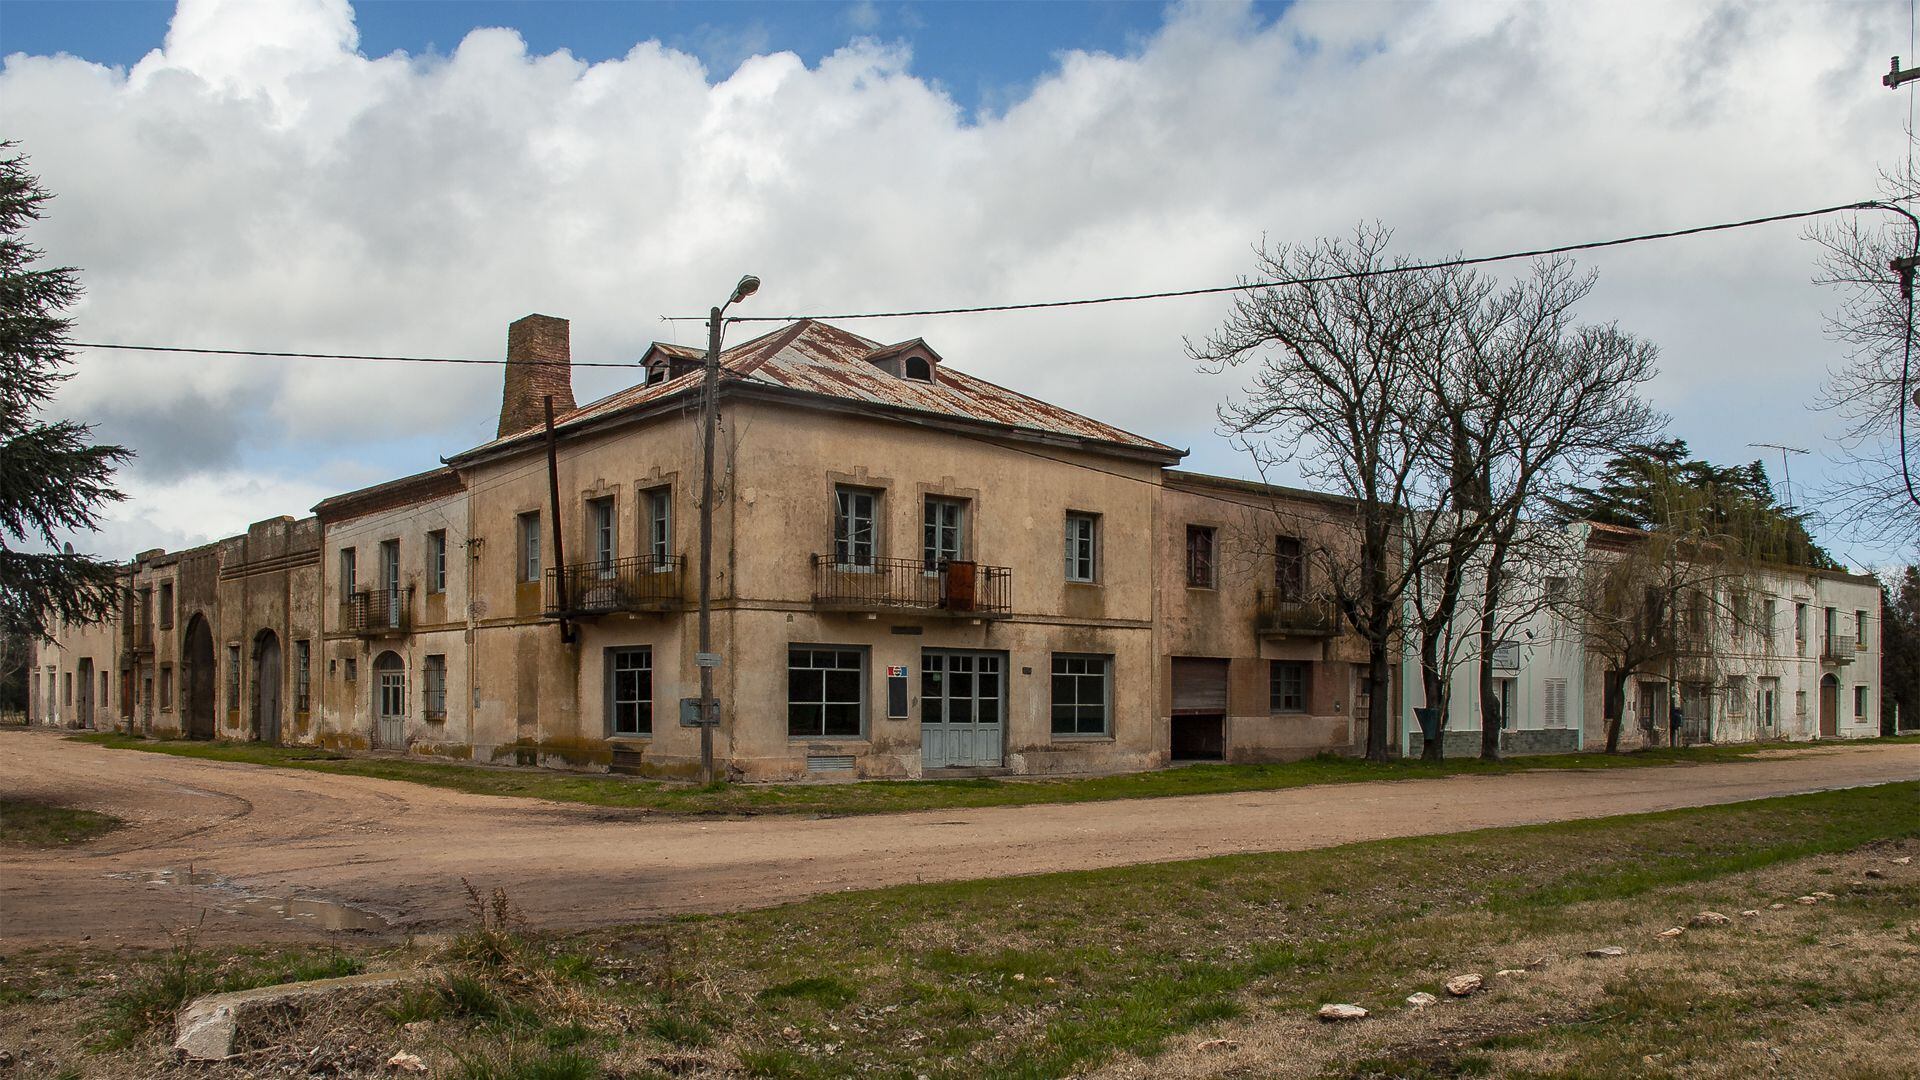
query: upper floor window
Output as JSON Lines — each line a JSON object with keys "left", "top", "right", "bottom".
{"left": 158, "top": 582, "right": 174, "bottom": 629}
{"left": 923, "top": 497, "right": 966, "bottom": 571}
{"left": 1185, "top": 525, "right": 1217, "bottom": 589}
{"left": 1064, "top": 512, "right": 1099, "bottom": 583}
{"left": 427, "top": 531, "right": 448, "bottom": 594}
{"left": 339, "top": 548, "right": 357, "bottom": 604}
{"left": 1856, "top": 609, "right": 1869, "bottom": 647}
{"left": 379, "top": 539, "right": 401, "bottom": 596}
{"left": 1762, "top": 597, "right": 1778, "bottom": 643}
{"left": 904, "top": 356, "right": 933, "bottom": 382}
{"left": 1794, "top": 602, "right": 1807, "bottom": 643}
{"left": 518, "top": 511, "right": 542, "bottom": 583}
{"left": 1274, "top": 536, "right": 1305, "bottom": 600}
{"left": 645, "top": 486, "right": 673, "bottom": 567}
{"left": 834, "top": 486, "right": 878, "bottom": 568}
{"left": 588, "top": 497, "right": 616, "bottom": 576}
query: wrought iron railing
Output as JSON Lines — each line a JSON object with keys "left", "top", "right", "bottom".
{"left": 545, "top": 554, "right": 686, "bottom": 618}
{"left": 346, "top": 586, "right": 412, "bottom": 636}
{"left": 810, "top": 555, "right": 1011, "bottom": 616}
{"left": 1254, "top": 590, "right": 1339, "bottom": 637}
{"left": 1821, "top": 635, "right": 1857, "bottom": 666}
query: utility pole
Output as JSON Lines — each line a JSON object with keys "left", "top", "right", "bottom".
{"left": 697, "top": 274, "right": 760, "bottom": 786}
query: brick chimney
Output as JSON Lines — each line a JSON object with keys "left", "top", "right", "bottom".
{"left": 498, "top": 314, "right": 575, "bottom": 437}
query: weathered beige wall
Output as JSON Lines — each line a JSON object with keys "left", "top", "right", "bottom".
{"left": 319, "top": 491, "right": 468, "bottom": 753}
{"left": 1156, "top": 476, "right": 1371, "bottom": 762}
{"left": 32, "top": 605, "right": 121, "bottom": 730}
{"left": 216, "top": 517, "right": 321, "bottom": 744}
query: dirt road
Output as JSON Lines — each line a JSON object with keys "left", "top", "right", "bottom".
{"left": 2, "top": 730, "right": 1915, "bottom": 948}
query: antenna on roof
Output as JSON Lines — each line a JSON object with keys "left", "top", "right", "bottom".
{"left": 1747, "top": 443, "right": 1808, "bottom": 510}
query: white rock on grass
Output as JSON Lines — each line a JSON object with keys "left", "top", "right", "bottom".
{"left": 1657, "top": 928, "right": 1685, "bottom": 939}
{"left": 1811, "top": 891, "right": 1838, "bottom": 900}
{"left": 1769, "top": 902, "right": 1788, "bottom": 910}
{"left": 1317, "top": 1003, "right": 1369, "bottom": 1022}
{"left": 1795, "top": 896, "right": 1820, "bottom": 905}
{"left": 1494, "top": 969, "right": 1528, "bottom": 978}
{"left": 386, "top": 1051, "right": 428, "bottom": 1073}
{"left": 1406, "top": 992, "right": 1439, "bottom": 1008}
{"left": 1585, "top": 946, "right": 1627, "bottom": 958}
{"left": 1865, "top": 869, "right": 1886, "bottom": 879}
{"left": 1689, "top": 911, "right": 1733, "bottom": 927}
{"left": 1893, "top": 856, "right": 1912, "bottom": 866}
{"left": 1444, "top": 974, "right": 1483, "bottom": 997}
{"left": 1739, "top": 910, "right": 1762, "bottom": 918}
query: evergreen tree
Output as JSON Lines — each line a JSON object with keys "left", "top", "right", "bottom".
{"left": 1547, "top": 440, "right": 1839, "bottom": 569}
{"left": 1881, "top": 567, "right": 1920, "bottom": 734}
{"left": 0, "top": 145, "right": 130, "bottom": 640}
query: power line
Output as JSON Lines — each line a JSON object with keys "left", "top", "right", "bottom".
{"left": 66, "top": 341, "right": 645, "bottom": 369}
{"left": 707, "top": 200, "right": 1890, "bottom": 322}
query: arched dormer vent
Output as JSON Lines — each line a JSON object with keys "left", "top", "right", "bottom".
{"left": 864, "top": 339, "right": 942, "bottom": 383}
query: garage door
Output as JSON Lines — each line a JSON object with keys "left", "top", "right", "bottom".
{"left": 1171, "top": 657, "right": 1230, "bottom": 714}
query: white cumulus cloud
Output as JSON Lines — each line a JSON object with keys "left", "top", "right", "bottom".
{"left": 1, "top": 0, "right": 1908, "bottom": 563}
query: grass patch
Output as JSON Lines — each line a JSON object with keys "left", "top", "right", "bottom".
{"left": 9, "top": 781, "right": 1917, "bottom": 1077}
{"left": 62, "top": 729, "right": 1904, "bottom": 818}
{"left": 95, "top": 941, "right": 363, "bottom": 1049}
{"left": 0, "top": 797, "right": 120, "bottom": 847}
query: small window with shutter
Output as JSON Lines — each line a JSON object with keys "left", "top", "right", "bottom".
{"left": 1543, "top": 677, "right": 1569, "bottom": 727}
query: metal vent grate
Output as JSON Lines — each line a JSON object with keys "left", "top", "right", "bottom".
{"left": 806, "top": 754, "right": 856, "bottom": 772}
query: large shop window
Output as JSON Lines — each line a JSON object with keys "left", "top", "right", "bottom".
{"left": 1051, "top": 654, "right": 1112, "bottom": 736}
{"left": 789, "top": 647, "right": 865, "bottom": 738}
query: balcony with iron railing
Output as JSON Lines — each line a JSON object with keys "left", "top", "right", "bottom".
{"left": 1821, "top": 635, "right": 1857, "bottom": 666}
{"left": 810, "top": 555, "right": 1012, "bottom": 617}
{"left": 1254, "top": 589, "right": 1340, "bottom": 638}
{"left": 345, "top": 586, "right": 412, "bottom": 637}
{"left": 544, "top": 554, "right": 686, "bottom": 619}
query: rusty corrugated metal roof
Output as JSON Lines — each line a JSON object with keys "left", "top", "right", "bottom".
{"left": 453, "top": 320, "right": 1181, "bottom": 462}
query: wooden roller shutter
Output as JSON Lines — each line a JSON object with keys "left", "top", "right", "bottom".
{"left": 1171, "top": 657, "right": 1230, "bottom": 715}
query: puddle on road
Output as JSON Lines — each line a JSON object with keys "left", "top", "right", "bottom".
{"left": 115, "top": 867, "right": 389, "bottom": 932}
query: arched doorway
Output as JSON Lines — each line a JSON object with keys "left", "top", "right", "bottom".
{"left": 1819, "top": 674, "right": 1839, "bottom": 738}
{"left": 372, "top": 651, "right": 406, "bottom": 749}
{"left": 253, "top": 630, "right": 282, "bottom": 745}
{"left": 182, "top": 615, "right": 216, "bottom": 739}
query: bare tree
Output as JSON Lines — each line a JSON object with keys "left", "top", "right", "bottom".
{"left": 1191, "top": 225, "right": 1477, "bottom": 762}
{"left": 1451, "top": 263, "right": 1662, "bottom": 759}
{"left": 1808, "top": 172, "right": 1920, "bottom": 547}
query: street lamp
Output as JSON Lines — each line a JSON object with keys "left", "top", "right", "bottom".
{"left": 697, "top": 274, "right": 759, "bottom": 785}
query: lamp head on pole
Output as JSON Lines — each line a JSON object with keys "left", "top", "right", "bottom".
{"left": 730, "top": 274, "right": 761, "bottom": 305}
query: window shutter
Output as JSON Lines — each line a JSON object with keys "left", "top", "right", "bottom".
{"left": 1543, "top": 678, "right": 1568, "bottom": 725}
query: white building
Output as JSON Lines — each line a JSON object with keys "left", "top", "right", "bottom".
{"left": 1400, "top": 522, "right": 1883, "bottom": 756}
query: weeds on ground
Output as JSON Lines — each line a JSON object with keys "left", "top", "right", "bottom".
{"left": 95, "top": 918, "right": 364, "bottom": 1049}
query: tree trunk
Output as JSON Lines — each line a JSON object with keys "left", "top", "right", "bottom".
{"left": 1477, "top": 624, "right": 1500, "bottom": 760}
{"left": 1602, "top": 669, "right": 1627, "bottom": 754}
{"left": 1477, "top": 546, "right": 1509, "bottom": 761}
{"left": 1366, "top": 638, "right": 1392, "bottom": 762}
{"left": 1419, "top": 631, "right": 1447, "bottom": 762}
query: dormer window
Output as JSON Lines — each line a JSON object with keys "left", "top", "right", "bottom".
{"left": 864, "top": 338, "right": 942, "bottom": 383}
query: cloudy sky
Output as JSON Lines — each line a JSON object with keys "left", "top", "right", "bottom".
{"left": 2, "top": 0, "right": 1914, "bottom": 566}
